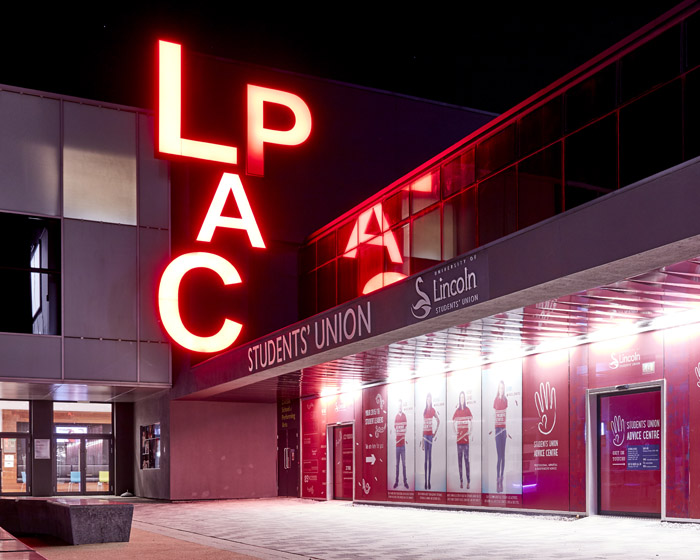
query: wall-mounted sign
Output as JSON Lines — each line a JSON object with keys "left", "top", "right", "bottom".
{"left": 34, "top": 439, "right": 50, "bottom": 460}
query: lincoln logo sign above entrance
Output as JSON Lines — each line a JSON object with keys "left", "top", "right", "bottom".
{"left": 155, "top": 40, "right": 313, "bottom": 353}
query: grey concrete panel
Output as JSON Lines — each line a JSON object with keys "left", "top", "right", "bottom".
{"left": 0, "top": 92, "right": 60, "bottom": 216}
{"left": 138, "top": 114, "right": 170, "bottom": 229}
{"left": 64, "top": 219, "right": 137, "bottom": 340}
{"left": 139, "top": 342, "right": 170, "bottom": 384}
{"left": 64, "top": 337, "right": 137, "bottom": 382}
{"left": 139, "top": 228, "right": 169, "bottom": 342}
{"left": 63, "top": 103, "right": 137, "bottom": 225}
{"left": 0, "top": 334, "right": 60, "bottom": 379}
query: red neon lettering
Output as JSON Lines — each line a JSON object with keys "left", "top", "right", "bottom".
{"left": 362, "top": 272, "right": 408, "bottom": 295}
{"left": 344, "top": 204, "right": 402, "bottom": 263}
{"left": 158, "top": 252, "right": 243, "bottom": 353}
{"left": 197, "top": 173, "right": 265, "bottom": 248}
{"left": 247, "top": 84, "right": 312, "bottom": 176}
{"left": 158, "top": 40, "right": 238, "bottom": 164}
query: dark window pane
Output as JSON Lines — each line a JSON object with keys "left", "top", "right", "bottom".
{"left": 686, "top": 10, "right": 700, "bottom": 71}
{"left": 410, "top": 208, "right": 441, "bottom": 274}
{"left": 684, "top": 68, "right": 700, "bottom": 160}
{"left": 621, "top": 25, "right": 681, "bottom": 102}
{"left": 316, "top": 260, "right": 336, "bottom": 312}
{"left": 441, "top": 148, "right": 475, "bottom": 198}
{"left": 384, "top": 224, "right": 410, "bottom": 280}
{"left": 518, "top": 143, "right": 562, "bottom": 230}
{"left": 299, "top": 270, "right": 316, "bottom": 319}
{"left": 384, "top": 188, "right": 409, "bottom": 227}
{"left": 477, "top": 167, "right": 517, "bottom": 245}
{"left": 566, "top": 65, "right": 616, "bottom": 132}
{"left": 410, "top": 170, "right": 440, "bottom": 215}
{"left": 565, "top": 115, "right": 617, "bottom": 210}
{"left": 519, "top": 96, "right": 562, "bottom": 157}
{"left": 299, "top": 242, "right": 315, "bottom": 275}
{"left": 620, "top": 79, "right": 682, "bottom": 186}
{"left": 337, "top": 219, "right": 357, "bottom": 257}
{"left": 337, "top": 255, "right": 358, "bottom": 304}
{"left": 443, "top": 187, "right": 477, "bottom": 260}
{"left": 316, "top": 231, "right": 336, "bottom": 266}
{"left": 358, "top": 242, "right": 385, "bottom": 295}
{"left": 0, "top": 212, "right": 61, "bottom": 271}
{"left": 477, "top": 124, "right": 516, "bottom": 179}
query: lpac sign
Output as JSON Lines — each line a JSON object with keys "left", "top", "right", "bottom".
{"left": 156, "top": 40, "right": 312, "bottom": 353}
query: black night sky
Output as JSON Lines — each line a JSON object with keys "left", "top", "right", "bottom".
{"left": 1, "top": 2, "right": 683, "bottom": 115}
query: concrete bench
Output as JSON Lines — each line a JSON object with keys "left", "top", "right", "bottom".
{"left": 0, "top": 498, "right": 133, "bottom": 545}
{"left": 0, "top": 526, "right": 48, "bottom": 558}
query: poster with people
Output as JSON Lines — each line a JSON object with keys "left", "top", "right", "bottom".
{"left": 414, "top": 374, "right": 446, "bottom": 502}
{"left": 387, "top": 381, "right": 415, "bottom": 501}
{"left": 446, "top": 368, "right": 481, "bottom": 506}
{"left": 482, "top": 360, "right": 522, "bottom": 506}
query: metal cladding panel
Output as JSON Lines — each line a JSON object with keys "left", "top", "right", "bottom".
{"left": 0, "top": 91, "right": 60, "bottom": 216}
{"left": 63, "top": 102, "right": 137, "bottom": 225}
{"left": 64, "top": 219, "right": 137, "bottom": 340}
{"left": 0, "top": 334, "right": 61, "bottom": 379}
{"left": 64, "top": 337, "right": 137, "bottom": 382}
{"left": 139, "top": 227, "right": 169, "bottom": 342}
{"left": 138, "top": 113, "right": 169, "bottom": 229}
{"left": 139, "top": 341, "right": 170, "bottom": 384}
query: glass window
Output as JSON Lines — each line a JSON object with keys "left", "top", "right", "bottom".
{"left": 565, "top": 115, "right": 617, "bottom": 210}
{"left": 477, "top": 167, "right": 517, "bottom": 246}
{"left": 299, "top": 242, "right": 315, "bottom": 275}
{"left": 316, "top": 260, "right": 337, "bottom": 311}
{"left": 384, "top": 188, "right": 409, "bottom": 227}
{"left": 299, "top": 270, "right": 316, "bottom": 319}
{"left": 620, "top": 79, "right": 682, "bottom": 187}
{"left": 411, "top": 208, "right": 442, "bottom": 273}
{"left": 337, "top": 220, "right": 357, "bottom": 257}
{"left": 477, "top": 124, "right": 516, "bottom": 179}
{"left": 337, "top": 256, "right": 358, "bottom": 305}
{"left": 410, "top": 170, "right": 440, "bottom": 215}
{"left": 443, "top": 187, "right": 477, "bottom": 261}
{"left": 566, "top": 65, "right": 617, "bottom": 133}
{"left": 441, "top": 149, "right": 475, "bottom": 198}
{"left": 518, "top": 143, "right": 562, "bottom": 230}
{"left": 316, "top": 231, "right": 336, "bottom": 267}
{"left": 621, "top": 25, "right": 681, "bottom": 103}
{"left": 384, "top": 224, "right": 410, "bottom": 279}
{"left": 358, "top": 241, "right": 385, "bottom": 295}
{"left": 519, "top": 96, "right": 562, "bottom": 157}
{"left": 684, "top": 67, "right": 700, "bottom": 161}
{"left": 53, "top": 403, "right": 112, "bottom": 434}
{"left": 0, "top": 213, "right": 61, "bottom": 335}
{"left": 0, "top": 401, "right": 30, "bottom": 433}
{"left": 686, "top": 10, "right": 700, "bottom": 71}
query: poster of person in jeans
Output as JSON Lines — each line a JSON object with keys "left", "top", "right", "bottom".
{"left": 447, "top": 368, "right": 481, "bottom": 497}
{"left": 387, "top": 381, "right": 415, "bottom": 495}
{"left": 481, "top": 360, "right": 522, "bottom": 498}
{"left": 414, "top": 375, "right": 446, "bottom": 493}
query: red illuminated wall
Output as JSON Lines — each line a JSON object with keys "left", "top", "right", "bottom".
{"left": 299, "top": 323, "right": 700, "bottom": 518}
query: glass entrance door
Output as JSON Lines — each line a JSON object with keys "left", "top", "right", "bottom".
{"left": 333, "top": 425, "right": 353, "bottom": 500}
{"left": 55, "top": 436, "right": 113, "bottom": 494}
{"left": 598, "top": 389, "right": 661, "bottom": 516}
{"left": 0, "top": 437, "right": 29, "bottom": 495}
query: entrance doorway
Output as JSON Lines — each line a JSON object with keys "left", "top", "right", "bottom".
{"left": 332, "top": 425, "right": 353, "bottom": 500}
{"left": 0, "top": 436, "right": 30, "bottom": 495}
{"left": 54, "top": 435, "right": 113, "bottom": 495}
{"left": 597, "top": 388, "right": 661, "bottom": 517}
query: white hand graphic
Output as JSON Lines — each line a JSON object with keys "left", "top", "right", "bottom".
{"left": 534, "top": 382, "right": 556, "bottom": 435}
{"left": 695, "top": 363, "right": 700, "bottom": 388}
{"left": 610, "top": 415, "right": 625, "bottom": 447}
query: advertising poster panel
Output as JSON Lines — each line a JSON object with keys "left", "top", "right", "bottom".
{"left": 482, "top": 359, "right": 522, "bottom": 507}
{"left": 588, "top": 331, "right": 662, "bottom": 389}
{"left": 359, "top": 385, "right": 388, "bottom": 501}
{"left": 446, "top": 368, "right": 482, "bottom": 506}
{"left": 599, "top": 390, "right": 661, "bottom": 515}
{"left": 301, "top": 398, "right": 327, "bottom": 499}
{"left": 522, "top": 350, "right": 570, "bottom": 511}
{"left": 414, "top": 374, "right": 447, "bottom": 504}
{"left": 387, "top": 380, "right": 415, "bottom": 502}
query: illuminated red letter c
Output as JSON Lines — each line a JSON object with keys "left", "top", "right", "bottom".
{"left": 158, "top": 252, "right": 243, "bottom": 353}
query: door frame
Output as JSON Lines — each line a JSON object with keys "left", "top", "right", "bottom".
{"left": 326, "top": 421, "right": 354, "bottom": 501}
{"left": 52, "top": 435, "right": 114, "bottom": 495}
{"left": 0, "top": 434, "right": 31, "bottom": 496}
{"left": 586, "top": 380, "right": 666, "bottom": 519}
